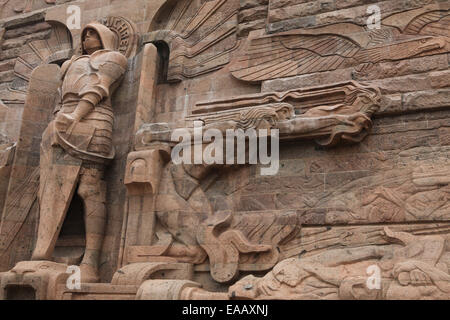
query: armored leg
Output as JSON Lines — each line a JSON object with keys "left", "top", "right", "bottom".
{"left": 77, "top": 166, "right": 107, "bottom": 283}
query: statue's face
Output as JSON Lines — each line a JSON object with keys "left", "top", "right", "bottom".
{"left": 83, "top": 28, "right": 102, "bottom": 54}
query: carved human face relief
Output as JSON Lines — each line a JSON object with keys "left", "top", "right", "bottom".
{"left": 83, "top": 28, "right": 102, "bottom": 55}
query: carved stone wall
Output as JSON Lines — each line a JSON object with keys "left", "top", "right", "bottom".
{"left": 0, "top": 0, "right": 165, "bottom": 281}
{"left": 0, "top": 0, "right": 448, "bottom": 300}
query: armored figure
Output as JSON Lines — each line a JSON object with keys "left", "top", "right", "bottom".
{"left": 31, "top": 22, "right": 128, "bottom": 283}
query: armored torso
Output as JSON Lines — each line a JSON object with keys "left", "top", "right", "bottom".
{"left": 55, "top": 50, "right": 127, "bottom": 163}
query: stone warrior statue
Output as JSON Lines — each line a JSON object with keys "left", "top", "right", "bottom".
{"left": 31, "top": 22, "right": 128, "bottom": 283}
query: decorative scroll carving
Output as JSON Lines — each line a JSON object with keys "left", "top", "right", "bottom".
{"left": 145, "top": 0, "right": 241, "bottom": 81}
{"left": 230, "top": 9, "right": 450, "bottom": 82}
{"left": 189, "top": 81, "right": 381, "bottom": 147}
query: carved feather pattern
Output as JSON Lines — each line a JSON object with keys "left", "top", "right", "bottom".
{"left": 404, "top": 11, "right": 450, "bottom": 36}
{"left": 6, "top": 23, "right": 72, "bottom": 104}
{"left": 231, "top": 10, "right": 450, "bottom": 82}
{"left": 149, "top": 0, "right": 240, "bottom": 81}
{"left": 231, "top": 34, "right": 361, "bottom": 82}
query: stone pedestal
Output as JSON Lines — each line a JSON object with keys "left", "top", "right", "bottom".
{"left": 0, "top": 261, "right": 69, "bottom": 300}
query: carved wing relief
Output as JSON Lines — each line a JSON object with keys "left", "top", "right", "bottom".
{"left": 4, "top": 22, "right": 72, "bottom": 105}
{"left": 146, "top": 0, "right": 240, "bottom": 81}
{"left": 231, "top": 9, "right": 450, "bottom": 82}
{"left": 401, "top": 10, "right": 450, "bottom": 37}
{"left": 231, "top": 34, "right": 361, "bottom": 82}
